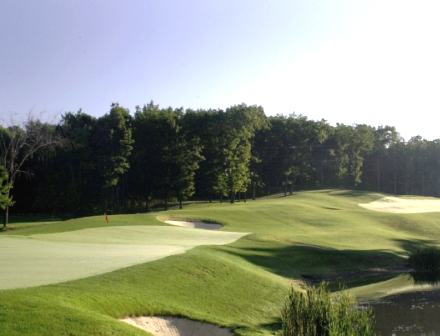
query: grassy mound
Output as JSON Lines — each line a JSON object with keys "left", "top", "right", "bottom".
{"left": 0, "top": 226, "right": 247, "bottom": 290}
{"left": 1, "top": 190, "right": 440, "bottom": 335}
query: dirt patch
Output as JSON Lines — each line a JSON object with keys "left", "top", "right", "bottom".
{"left": 165, "top": 220, "right": 223, "bottom": 230}
{"left": 359, "top": 196, "right": 440, "bottom": 213}
{"left": 120, "top": 316, "right": 235, "bottom": 336}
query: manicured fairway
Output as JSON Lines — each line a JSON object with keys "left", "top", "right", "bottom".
{"left": 2, "top": 190, "right": 440, "bottom": 336}
{"left": 0, "top": 225, "right": 247, "bottom": 290}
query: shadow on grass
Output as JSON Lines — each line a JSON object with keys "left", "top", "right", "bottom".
{"left": 392, "top": 238, "right": 440, "bottom": 255}
{"left": 328, "top": 190, "right": 373, "bottom": 198}
{"left": 320, "top": 206, "right": 342, "bottom": 210}
{"left": 0, "top": 214, "right": 62, "bottom": 233}
{"left": 258, "top": 320, "right": 282, "bottom": 335}
{"left": 272, "top": 193, "right": 298, "bottom": 198}
{"left": 6, "top": 214, "right": 61, "bottom": 224}
{"left": 232, "top": 319, "right": 282, "bottom": 336}
{"left": 225, "top": 243, "right": 405, "bottom": 281}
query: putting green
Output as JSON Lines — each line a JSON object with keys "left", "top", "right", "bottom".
{"left": 0, "top": 226, "right": 248, "bottom": 290}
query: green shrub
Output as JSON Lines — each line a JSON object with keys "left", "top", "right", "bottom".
{"left": 408, "top": 247, "right": 440, "bottom": 271}
{"left": 281, "top": 283, "right": 376, "bottom": 336}
{"left": 410, "top": 270, "right": 440, "bottom": 285}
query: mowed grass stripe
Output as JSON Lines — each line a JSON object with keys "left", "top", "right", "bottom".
{"left": 28, "top": 225, "right": 247, "bottom": 246}
{"left": 0, "top": 226, "right": 248, "bottom": 290}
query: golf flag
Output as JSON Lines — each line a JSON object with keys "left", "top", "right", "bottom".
{"left": 105, "top": 214, "right": 109, "bottom": 223}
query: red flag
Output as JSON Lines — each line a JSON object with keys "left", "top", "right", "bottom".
{"left": 105, "top": 214, "right": 109, "bottom": 223}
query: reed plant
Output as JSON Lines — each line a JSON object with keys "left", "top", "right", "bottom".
{"left": 408, "top": 247, "right": 440, "bottom": 271}
{"left": 281, "top": 283, "right": 376, "bottom": 336}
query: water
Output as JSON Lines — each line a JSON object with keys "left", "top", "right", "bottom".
{"left": 371, "top": 289, "right": 440, "bottom": 335}
{"left": 353, "top": 273, "right": 440, "bottom": 336}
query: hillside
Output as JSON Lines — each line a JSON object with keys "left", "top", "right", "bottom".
{"left": 1, "top": 190, "right": 439, "bottom": 335}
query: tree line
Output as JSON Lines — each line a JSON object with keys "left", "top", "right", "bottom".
{"left": 1, "top": 102, "right": 439, "bottom": 226}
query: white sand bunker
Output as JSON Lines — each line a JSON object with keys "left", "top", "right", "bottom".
{"left": 359, "top": 196, "right": 440, "bottom": 213}
{"left": 121, "top": 316, "right": 234, "bottom": 336}
{"left": 165, "top": 220, "right": 223, "bottom": 230}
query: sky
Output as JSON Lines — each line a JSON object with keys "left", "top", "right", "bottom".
{"left": 1, "top": 0, "right": 439, "bottom": 141}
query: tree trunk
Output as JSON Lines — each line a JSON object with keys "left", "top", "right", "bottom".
{"left": 437, "top": 178, "right": 440, "bottom": 198}
{"left": 220, "top": 195, "right": 223, "bottom": 203}
{"left": 179, "top": 197, "right": 182, "bottom": 209}
{"left": 394, "top": 156, "right": 397, "bottom": 195}
{"left": 284, "top": 175, "right": 288, "bottom": 196}
{"left": 252, "top": 182, "right": 256, "bottom": 200}
{"left": 377, "top": 158, "right": 381, "bottom": 192}
{"left": 115, "top": 184, "right": 120, "bottom": 213}
{"left": 230, "top": 191, "right": 235, "bottom": 204}
{"left": 244, "top": 191, "right": 247, "bottom": 203}
{"left": 3, "top": 188, "right": 10, "bottom": 228}
{"left": 121, "top": 175, "right": 126, "bottom": 209}
{"left": 3, "top": 204, "right": 9, "bottom": 229}
{"left": 145, "top": 194, "right": 150, "bottom": 212}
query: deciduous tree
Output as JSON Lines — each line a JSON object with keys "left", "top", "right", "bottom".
{"left": 131, "top": 102, "right": 203, "bottom": 210}
{"left": 219, "top": 104, "right": 267, "bottom": 203}
{"left": 0, "top": 167, "right": 13, "bottom": 213}
{"left": 0, "top": 116, "right": 60, "bottom": 227}
{"left": 329, "top": 124, "right": 374, "bottom": 188}
{"left": 92, "top": 103, "right": 134, "bottom": 212}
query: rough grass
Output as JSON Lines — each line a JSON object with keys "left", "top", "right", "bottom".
{"left": 281, "top": 283, "right": 376, "bottom": 336}
{"left": 408, "top": 246, "right": 440, "bottom": 271}
{"left": 2, "top": 190, "right": 440, "bottom": 335}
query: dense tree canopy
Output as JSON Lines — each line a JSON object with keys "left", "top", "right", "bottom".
{"left": 1, "top": 102, "right": 439, "bottom": 218}
{"left": 130, "top": 102, "right": 203, "bottom": 210}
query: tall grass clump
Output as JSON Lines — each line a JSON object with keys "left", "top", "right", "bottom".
{"left": 408, "top": 246, "right": 440, "bottom": 271}
{"left": 281, "top": 283, "right": 376, "bottom": 336}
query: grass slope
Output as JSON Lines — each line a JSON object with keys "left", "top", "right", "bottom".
{"left": 0, "top": 227, "right": 247, "bottom": 290}
{"left": 2, "top": 190, "right": 440, "bottom": 335}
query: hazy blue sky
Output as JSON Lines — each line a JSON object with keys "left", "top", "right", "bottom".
{"left": 1, "top": 0, "right": 439, "bottom": 140}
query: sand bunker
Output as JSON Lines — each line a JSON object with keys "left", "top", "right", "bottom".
{"left": 120, "top": 316, "right": 234, "bottom": 336}
{"left": 165, "top": 220, "right": 223, "bottom": 230}
{"left": 359, "top": 196, "right": 440, "bottom": 213}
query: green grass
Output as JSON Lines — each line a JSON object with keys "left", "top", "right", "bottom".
{"left": 349, "top": 273, "right": 429, "bottom": 300}
{"left": 1, "top": 214, "right": 61, "bottom": 231}
{"left": 0, "top": 226, "right": 247, "bottom": 290}
{"left": 2, "top": 190, "right": 440, "bottom": 335}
